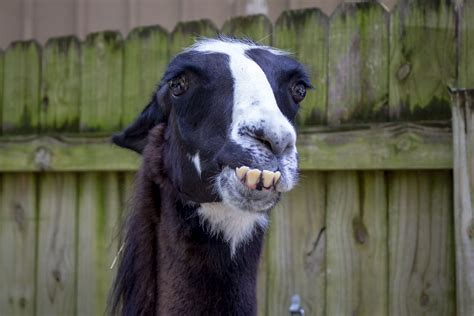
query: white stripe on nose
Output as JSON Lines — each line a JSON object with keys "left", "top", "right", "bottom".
{"left": 192, "top": 40, "right": 297, "bottom": 156}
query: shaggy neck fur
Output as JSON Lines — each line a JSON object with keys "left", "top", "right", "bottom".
{"left": 109, "top": 125, "right": 266, "bottom": 315}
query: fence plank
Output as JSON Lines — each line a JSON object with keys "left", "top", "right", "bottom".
{"left": 40, "top": 36, "right": 80, "bottom": 132}
{"left": 2, "top": 41, "right": 40, "bottom": 134}
{"left": 0, "top": 122, "right": 452, "bottom": 172}
{"left": 221, "top": 15, "right": 272, "bottom": 45}
{"left": 388, "top": 171, "right": 455, "bottom": 316}
{"left": 458, "top": 0, "right": 474, "bottom": 88}
{"left": 36, "top": 173, "right": 77, "bottom": 315}
{"left": 123, "top": 25, "right": 169, "bottom": 127}
{"left": 0, "top": 174, "right": 37, "bottom": 316}
{"left": 266, "top": 171, "right": 326, "bottom": 315}
{"left": 389, "top": 0, "right": 455, "bottom": 120}
{"left": 328, "top": 2, "right": 389, "bottom": 125}
{"left": 170, "top": 20, "right": 218, "bottom": 57}
{"left": 274, "top": 9, "right": 328, "bottom": 126}
{"left": 451, "top": 90, "right": 474, "bottom": 315}
{"left": 77, "top": 172, "right": 122, "bottom": 316}
{"left": 0, "top": 49, "right": 3, "bottom": 133}
{"left": 81, "top": 31, "right": 123, "bottom": 132}
{"left": 326, "top": 171, "right": 388, "bottom": 315}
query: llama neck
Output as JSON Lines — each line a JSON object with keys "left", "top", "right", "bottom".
{"left": 157, "top": 186, "right": 265, "bottom": 315}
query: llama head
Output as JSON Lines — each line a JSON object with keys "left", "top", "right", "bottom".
{"left": 113, "top": 38, "right": 311, "bottom": 213}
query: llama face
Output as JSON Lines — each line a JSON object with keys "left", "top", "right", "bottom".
{"left": 113, "top": 38, "right": 311, "bottom": 213}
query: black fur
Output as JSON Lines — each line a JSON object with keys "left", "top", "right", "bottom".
{"left": 109, "top": 39, "right": 310, "bottom": 315}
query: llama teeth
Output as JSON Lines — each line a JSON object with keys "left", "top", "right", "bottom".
{"left": 236, "top": 166, "right": 249, "bottom": 180}
{"left": 246, "top": 169, "right": 261, "bottom": 188}
{"left": 262, "top": 170, "right": 274, "bottom": 188}
{"left": 273, "top": 171, "right": 281, "bottom": 185}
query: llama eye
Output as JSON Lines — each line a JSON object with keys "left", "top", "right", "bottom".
{"left": 290, "top": 82, "right": 306, "bottom": 103}
{"left": 168, "top": 74, "right": 188, "bottom": 96}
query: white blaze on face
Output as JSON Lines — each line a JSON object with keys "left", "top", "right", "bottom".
{"left": 190, "top": 39, "right": 299, "bottom": 253}
{"left": 191, "top": 39, "right": 297, "bottom": 148}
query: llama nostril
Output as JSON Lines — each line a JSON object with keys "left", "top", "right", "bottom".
{"left": 251, "top": 132, "right": 294, "bottom": 156}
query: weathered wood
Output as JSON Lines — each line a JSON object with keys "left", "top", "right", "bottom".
{"left": 389, "top": 0, "right": 456, "bottom": 120}
{"left": 0, "top": 134, "right": 140, "bottom": 172}
{"left": 36, "top": 173, "right": 77, "bottom": 315}
{"left": 326, "top": 171, "right": 387, "bottom": 315}
{"left": 40, "top": 36, "right": 80, "bottom": 132}
{"left": 0, "top": 122, "right": 452, "bottom": 171}
{"left": 274, "top": 9, "right": 328, "bottom": 126}
{"left": 221, "top": 14, "right": 272, "bottom": 45}
{"left": 0, "top": 174, "right": 37, "bottom": 316}
{"left": 2, "top": 41, "right": 41, "bottom": 134}
{"left": 170, "top": 20, "right": 217, "bottom": 57}
{"left": 297, "top": 122, "right": 452, "bottom": 170}
{"left": 451, "top": 90, "right": 474, "bottom": 315}
{"left": 77, "top": 172, "right": 122, "bottom": 315}
{"left": 123, "top": 25, "right": 169, "bottom": 127}
{"left": 0, "top": 49, "right": 3, "bottom": 134}
{"left": 81, "top": 31, "right": 123, "bottom": 132}
{"left": 388, "top": 171, "right": 455, "bottom": 316}
{"left": 458, "top": 0, "right": 474, "bottom": 88}
{"left": 266, "top": 171, "right": 326, "bottom": 315}
{"left": 328, "top": 2, "right": 389, "bottom": 125}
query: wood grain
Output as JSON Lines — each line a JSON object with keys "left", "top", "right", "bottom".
{"left": 123, "top": 25, "right": 169, "bottom": 127}
{"left": 458, "top": 0, "right": 474, "bottom": 88}
{"left": 36, "top": 173, "right": 77, "bottom": 315}
{"left": 2, "top": 41, "right": 40, "bottom": 134}
{"left": 326, "top": 171, "right": 388, "bottom": 315}
{"left": 0, "top": 174, "right": 37, "bottom": 316}
{"left": 221, "top": 14, "right": 273, "bottom": 45}
{"left": 76, "top": 172, "right": 122, "bottom": 315}
{"left": 388, "top": 171, "right": 455, "bottom": 316}
{"left": 80, "top": 31, "right": 124, "bottom": 132}
{"left": 451, "top": 90, "right": 474, "bottom": 315}
{"left": 0, "top": 122, "right": 453, "bottom": 171}
{"left": 266, "top": 171, "right": 326, "bottom": 315}
{"left": 328, "top": 2, "right": 389, "bottom": 125}
{"left": 40, "top": 36, "right": 80, "bottom": 132}
{"left": 170, "top": 20, "right": 218, "bottom": 57}
{"left": 0, "top": 48, "right": 3, "bottom": 134}
{"left": 274, "top": 8, "right": 328, "bottom": 126}
{"left": 389, "top": 0, "right": 456, "bottom": 120}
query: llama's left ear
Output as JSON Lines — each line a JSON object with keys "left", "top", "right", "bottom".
{"left": 112, "top": 97, "right": 165, "bottom": 154}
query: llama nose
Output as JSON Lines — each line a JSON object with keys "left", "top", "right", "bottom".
{"left": 252, "top": 130, "right": 295, "bottom": 156}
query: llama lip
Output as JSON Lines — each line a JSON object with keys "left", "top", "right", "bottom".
{"left": 234, "top": 166, "right": 281, "bottom": 191}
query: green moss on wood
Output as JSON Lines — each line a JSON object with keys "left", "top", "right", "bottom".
{"left": 41, "top": 36, "right": 80, "bottom": 132}
{"left": 389, "top": 0, "right": 455, "bottom": 120}
{"left": 170, "top": 20, "right": 217, "bottom": 57}
{"left": 123, "top": 25, "right": 169, "bottom": 127}
{"left": 81, "top": 31, "right": 123, "bottom": 132}
{"left": 458, "top": 1, "right": 474, "bottom": 88}
{"left": 221, "top": 15, "right": 272, "bottom": 45}
{"left": 0, "top": 49, "right": 3, "bottom": 135}
{"left": 274, "top": 8, "right": 329, "bottom": 126}
{"left": 328, "top": 2, "right": 389, "bottom": 125}
{"left": 2, "top": 41, "right": 41, "bottom": 134}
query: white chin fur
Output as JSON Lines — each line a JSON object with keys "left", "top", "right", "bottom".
{"left": 198, "top": 202, "right": 268, "bottom": 256}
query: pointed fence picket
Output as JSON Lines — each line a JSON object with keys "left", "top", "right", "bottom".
{"left": 0, "top": 3, "right": 472, "bottom": 315}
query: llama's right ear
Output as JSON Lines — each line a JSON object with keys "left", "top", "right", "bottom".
{"left": 112, "top": 97, "right": 165, "bottom": 154}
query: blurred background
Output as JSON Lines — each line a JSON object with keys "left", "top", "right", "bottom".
{"left": 1, "top": 0, "right": 473, "bottom": 316}
{"left": 0, "top": 0, "right": 396, "bottom": 49}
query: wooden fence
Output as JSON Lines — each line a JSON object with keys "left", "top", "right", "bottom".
{"left": 0, "top": 0, "right": 473, "bottom": 315}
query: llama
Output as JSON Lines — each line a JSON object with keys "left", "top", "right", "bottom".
{"left": 110, "top": 37, "right": 311, "bottom": 315}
